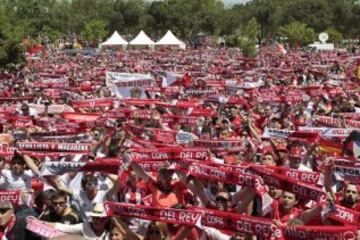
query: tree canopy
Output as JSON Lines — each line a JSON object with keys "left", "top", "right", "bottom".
{"left": 0, "top": 0, "right": 359, "bottom": 67}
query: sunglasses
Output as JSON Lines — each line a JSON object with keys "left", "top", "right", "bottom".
{"left": 86, "top": 181, "right": 98, "bottom": 188}
{"left": 0, "top": 208, "right": 11, "bottom": 214}
{"left": 216, "top": 196, "right": 229, "bottom": 203}
{"left": 53, "top": 201, "right": 66, "bottom": 207}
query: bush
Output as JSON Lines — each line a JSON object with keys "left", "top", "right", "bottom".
{"left": 239, "top": 37, "right": 257, "bottom": 58}
{"left": 225, "top": 35, "right": 239, "bottom": 47}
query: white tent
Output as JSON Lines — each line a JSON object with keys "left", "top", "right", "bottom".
{"left": 308, "top": 42, "right": 334, "bottom": 51}
{"left": 156, "top": 30, "right": 186, "bottom": 49}
{"left": 100, "top": 31, "right": 128, "bottom": 47}
{"left": 129, "top": 30, "right": 155, "bottom": 46}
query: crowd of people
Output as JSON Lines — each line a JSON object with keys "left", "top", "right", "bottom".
{"left": 0, "top": 46, "right": 359, "bottom": 240}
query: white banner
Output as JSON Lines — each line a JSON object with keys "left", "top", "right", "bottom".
{"left": 298, "top": 127, "right": 358, "bottom": 138}
{"left": 176, "top": 131, "right": 193, "bottom": 145}
{"left": 41, "top": 161, "right": 86, "bottom": 176}
{"left": 16, "top": 103, "right": 74, "bottom": 116}
{"left": 262, "top": 128, "right": 294, "bottom": 139}
{"left": 106, "top": 72, "right": 154, "bottom": 99}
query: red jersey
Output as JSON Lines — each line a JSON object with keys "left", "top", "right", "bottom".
{"left": 147, "top": 179, "right": 187, "bottom": 208}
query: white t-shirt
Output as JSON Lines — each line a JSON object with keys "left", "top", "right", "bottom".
{"left": 96, "top": 174, "right": 113, "bottom": 192}
{"left": 72, "top": 189, "right": 107, "bottom": 220}
{"left": 59, "top": 172, "right": 84, "bottom": 192}
{"left": 200, "top": 226, "right": 231, "bottom": 240}
{"left": 298, "top": 164, "right": 313, "bottom": 172}
{"left": 0, "top": 169, "right": 34, "bottom": 191}
{"left": 54, "top": 222, "right": 109, "bottom": 240}
{"left": 0, "top": 176, "right": 6, "bottom": 190}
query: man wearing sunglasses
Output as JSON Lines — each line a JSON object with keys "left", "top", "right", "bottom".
{"left": 39, "top": 191, "right": 81, "bottom": 225}
{"left": 40, "top": 203, "right": 111, "bottom": 240}
{"left": 0, "top": 200, "right": 34, "bottom": 240}
{"left": 51, "top": 173, "right": 119, "bottom": 220}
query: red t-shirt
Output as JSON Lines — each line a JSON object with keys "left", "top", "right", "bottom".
{"left": 307, "top": 198, "right": 360, "bottom": 226}
{"left": 266, "top": 200, "right": 301, "bottom": 224}
{"left": 147, "top": 179, "right": 187, "bottom": 208}
{"left": 336, "top": 198, "right": 360, "bottom": 211}
{"left": 121, "top": 180, "right": 149, "bottom": 204}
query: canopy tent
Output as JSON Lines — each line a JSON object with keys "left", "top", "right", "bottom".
{"left": 156, "top": 30, "right": 186, "bottom": 49}
{"left": 308, "top": 42, "right": 334, "bottom": 51}
{"left": 100, "top": 31, "right": 128, "bottom": 47}
{"left": 129, "top": 30, "right": 155, "bottom": 46}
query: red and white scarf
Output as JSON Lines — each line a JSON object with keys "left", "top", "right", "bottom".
{"left": 0, "top": 215, "right": 16, "bottom": 239}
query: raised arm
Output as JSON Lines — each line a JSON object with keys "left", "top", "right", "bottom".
{"left": 105, "top": 173, "right": 120, "bottom": 199}
{"left": 130, "top": 162, "right": 151, "bottom": 183}
{"left": 300, "top": 204, "right": 322, "bottom": 224}
{"left": 46, "top": 176, "right": 74, "bottom": 196}
{"left": 22, "top": 154, "right": 40, "bottom": 176}
{"left": 234, "top": 187, "right": 257, "bottom": 214}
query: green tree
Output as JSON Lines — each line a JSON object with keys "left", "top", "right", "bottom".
{"left": 279, "top": 21, "right": 315, "bottom": 46}
{"left": 324, "top": 28, "right": 343, "bottom": 43}
{"left": 0, "top": 4, "right": 25, "bottom": 69}
{"left": 238, "top": 18, "right": 260, "bottom": 57}
{"left": 80, "top": 19, "right": 108, "bottom": 41}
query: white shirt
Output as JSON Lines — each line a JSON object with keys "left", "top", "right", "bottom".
{"left": 96, "top": 174, "right": 113, "bottom": 192}
{"left": 298, "top": 164, "right": 313, "bottom": 172}
{"left": 59, "top": 172, "right": 84, "bottom": 192}
{"left": 72, "top": 189, "right": 107, "bottom": 220}
{"left": 0, "top": 169, "right": 34, "bottom": 190}
{"left": 54, "top": 222, "right": 109, "bottom": 240}
{"left": 0, "top": 175, "right": 6, "bottom": 190}
{"left": 200, "top": 226, "right": 231, "bottom": 240}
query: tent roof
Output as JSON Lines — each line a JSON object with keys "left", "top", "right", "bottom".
{"left": 308, "top": 42, "right": 334, "bottom": 50}
{"left": 101, "top": 31, "right": 128, "bottom": 46}
{"left": 156, "top": 30, "right": 183, "bottom": 46}
{"left": 130, "top": 30, "right": 155, "bottom": 45}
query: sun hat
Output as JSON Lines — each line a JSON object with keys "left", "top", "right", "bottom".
{"left": 85, "top": 203, "right": 108, "bottom": 218}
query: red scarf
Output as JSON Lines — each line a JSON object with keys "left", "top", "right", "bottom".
{"left": 0, "top": 215, "right": 16, "bottom": 239}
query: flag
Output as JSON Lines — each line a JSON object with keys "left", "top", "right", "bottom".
{"left": 276, "top": 43, "right": 287, "bottom": 55}
{"left": 342, "top": 130, "right": 360, "bottom": 160}
{"left": 319, "top": 137, "right": 342, "bottom": 155}
{"left": 164, "top": 71, "right": 183, "bottom": 86}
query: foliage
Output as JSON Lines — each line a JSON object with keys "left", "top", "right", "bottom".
{"left": 0, "top": 0, "right": 360, "bottom": 68}
{"left": 239, "top": 38, "right": 257, "bottom": 58}
{"left": 325, "top": 28, "right": 343, "bottom": 43}
{"left": 241, "top": 17, "right": 260, "bottom": 42}
{"left": 80, "top": 19, "right": 108, "bottom": 41}
{"left": 279, "top": 21, "right": 315, "bottom": 46}
{"left": 238, "top": 18, "right": 260, "bottom": 57}
{"left": 225, "top": 35, "right": 240, "bottom": 47}
{"left": 0, "top": 3, "right": 25, "bottom": 69}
